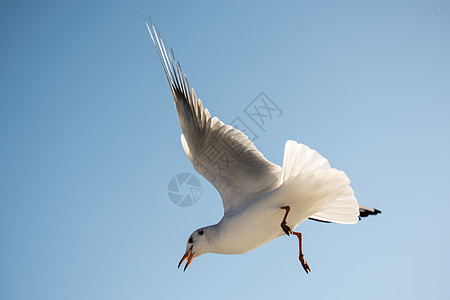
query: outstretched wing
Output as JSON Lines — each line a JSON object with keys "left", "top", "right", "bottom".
{"left": 146, "top": 22, "right": 280, "bottom": 213}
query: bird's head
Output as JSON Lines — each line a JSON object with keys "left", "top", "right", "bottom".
{"left": 178, "top": 227, "right": 212, "bottom": 271}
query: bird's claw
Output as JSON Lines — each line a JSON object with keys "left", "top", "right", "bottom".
{"left": 299, "top": 255, "right": 311, "bottom": 274}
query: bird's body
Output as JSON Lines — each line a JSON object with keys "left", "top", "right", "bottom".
{"left": 146, "top": 20, "right": 381, "bottom": 272}
{"left": 206, "top": 191, "right": 286, "bottom": 255}
{"left": 207, "top": 146, "right": 359, "bottom": 255}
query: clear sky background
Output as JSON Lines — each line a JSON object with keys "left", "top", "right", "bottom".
{"left": 1, "top": 1, "right": 449, "bottom": 299}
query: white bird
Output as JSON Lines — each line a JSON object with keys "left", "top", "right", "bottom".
{"left": 146, "top": 21, "right": 381, "bottom": 273}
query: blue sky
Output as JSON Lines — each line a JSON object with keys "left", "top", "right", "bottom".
{"left": 1, "top": 0, "right": 449, "bottom": 299}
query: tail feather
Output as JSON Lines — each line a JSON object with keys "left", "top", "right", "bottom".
{"left": 280, "top": 140, "right": 359, "bottom": 225}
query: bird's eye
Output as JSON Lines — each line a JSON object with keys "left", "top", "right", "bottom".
{"left": 198, "top": 230, "right": 204, "bottom": 235}
{"left": 188, "top": 237, "right": 193, "bottom": 243}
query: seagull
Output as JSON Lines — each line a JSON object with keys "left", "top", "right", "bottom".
{"left": 146, "top": 21, "right": 381, "bottom": 273}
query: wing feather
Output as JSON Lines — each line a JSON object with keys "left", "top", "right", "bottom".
{"left": 146, "top": 21, "right": 280, "bottom": 213}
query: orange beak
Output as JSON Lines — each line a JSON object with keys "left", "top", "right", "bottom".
{"left": 178, "top": 245, "right": 194, "bottom": 271}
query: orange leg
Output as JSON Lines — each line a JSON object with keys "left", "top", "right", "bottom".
{"left": 280, "top": 206, "right": 293, "bottom": 235}
{"left": 280, "top": 206, "right": 311, "bottom": 274}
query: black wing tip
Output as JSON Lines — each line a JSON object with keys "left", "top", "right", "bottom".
{"left": 359, "top": 207, "right": 382, "bottom": 219}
